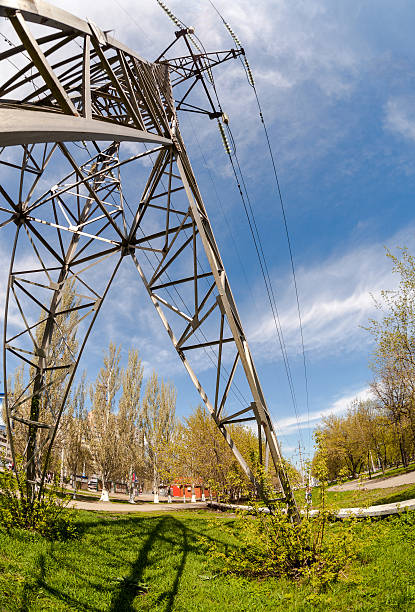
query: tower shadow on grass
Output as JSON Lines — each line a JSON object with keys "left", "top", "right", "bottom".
{"left": 15, "top": 513, "right": 224, "bottom": 611}
{"left": 109, "top": 515, "right": 190, "bottom": 611}
{"left": 153, "top": 517, "right": 188, "bottom": 612}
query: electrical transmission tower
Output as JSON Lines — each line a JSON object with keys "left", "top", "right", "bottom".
{"left": 0, "top": 0, "right": 299, "bottom": 520}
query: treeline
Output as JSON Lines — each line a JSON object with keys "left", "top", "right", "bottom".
{"left": 4, "top": 282, "right": 270, "bottom": 501}
{"left": 313, "top": 398, "right": 415, "bottom": 481}
{"left": 8, "top": 342, "right": 265, "bottom": 502}
{"left": 314, "top": 249, "right": 415, "bottom": 481}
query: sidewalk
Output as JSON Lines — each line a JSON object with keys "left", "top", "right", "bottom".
{"left": 329, "top": 469, "right": 415, "bottom": 492}
{"left": 69, "top": 498, "right": 207, "bottom": 512}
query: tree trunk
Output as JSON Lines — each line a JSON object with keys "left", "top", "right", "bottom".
{"left": 100, "top": 472, "right": 109, "bottom": 502}
{"left": 72, "top": 472, "right": 78, "bottom": 499}
{"left": 128, "top": 466, "right": 135, "bottom": 504}
{"left": 60, "top": 446, "right": 65, "bottom": 488}
{"left": 153, "top": 462, "right": 159, "bottom": 504}
{"left": 396, "top": 423, "right": 408, "bottom": 467}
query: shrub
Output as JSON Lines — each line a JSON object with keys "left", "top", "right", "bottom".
{"left": 203, "top": 505, "right": 356, "bottom": 590}
{"left": 0, "top": 467, "right": 78, "bottom": 540}
{"left": 203, "top": 431, "right": 357, "bottom": 591}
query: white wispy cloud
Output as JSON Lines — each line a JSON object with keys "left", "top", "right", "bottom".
{"left": 276, "top": 385, "right": 372, "bottom": 435}
{"left": 384, "top": 96, "right": 415, "bottom": 143}
{"left": 48, "top": 0, "right": 367, "bottom": 169}
{"left": 245, "top": 226, "right": 415, "bottom": 361}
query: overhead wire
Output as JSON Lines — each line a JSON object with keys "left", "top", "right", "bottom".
{"left": 71, "top": 0, "right": 249, "bottom": 410}
{"left": 112, "top": 0, "right": 154, "bottom": 45}
{"left": 117, "top": 144, "right": 250, "bottom": 410}
{"left": 0, "top": 30, "right": 41, "bottom": 102}
{"left": 223, "top": 126, "right": 305, "bottom": 447}
{"left": 153, "top": 0, "right": 305, "bottom": 444}
{"left": 183, "top": 111, "right": 259, "bottom": 311}
{"left": 207, "top": 0, "right": 311, "bottom": 444}
{"left": 191, "top": 15, "right": 305, "bottom": 445}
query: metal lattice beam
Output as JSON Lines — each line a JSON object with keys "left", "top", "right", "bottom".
{"left": 0, "top": 0, "right": 299, "bottom": 520}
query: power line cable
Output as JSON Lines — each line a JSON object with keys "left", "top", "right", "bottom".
{"left": 183, "top": 111, "right": 260, "bottom": 311}
{"left": 207, "top": 0, "right": 311, "bottom": 444}
{"left": 152, "top": 0, "right": 305, "bottom": 445}
{"left": 116, "top": 145, "right": 250, "bottom": 409}
{"left": 187, "top": 15, "right": 305, "bottom": 444}
{"left": 223, "top": 131, "right": 304, "bottom": 447}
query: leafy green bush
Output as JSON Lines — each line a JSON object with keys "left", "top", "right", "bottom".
{"left": 203, "top": 431, "right": 357, "bottom": 592}
{"left": 0, "top": 467, "right": 78, "bottom": 540}
{"left": 203, "top": 506, "right": 356, "bottom": 590}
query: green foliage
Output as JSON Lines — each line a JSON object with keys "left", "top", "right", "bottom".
{"left": 307, "top": 481, "right": 415, "bottom": 511}
{"left": 203, "top": 508, "right": 356, "bottom": 590}
{"left": 312, "top": 248, "right": 415, "bottom": 484}
{"left": 203, "top": 434, "right": 357, "bottom": 592}
{"left": 386, "top": 509, "right": 415, "bottom": 544}
{"left": 0, "top": 468, "right": 77, "bottom": 540}
{"left": 1, "top": 509, "right": 415, "bottom": 610}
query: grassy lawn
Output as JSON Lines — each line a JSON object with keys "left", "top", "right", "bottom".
{"left": 323, "top": 483, "right": 415, "bottom": 509}
{"left": 308, "top": 483, "right": 415, "bottom": 510}
{"left": 328, "top": 462, "right": 415, "bottom": 487}
{"left": 292, "top": 483, "right": 415, "bottom": 511}
{"left": 1, "top": 509, "right": 415, "bottom": 611}
{"left": 366, "top": 462, "right": 415, "bottom": 481}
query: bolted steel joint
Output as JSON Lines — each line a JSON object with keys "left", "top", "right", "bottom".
{"left": 12, "top": 210, "right": 28, "bottom": 226}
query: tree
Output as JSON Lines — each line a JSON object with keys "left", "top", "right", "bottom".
{"left": 4, "top": 365, "right": 30, "bottom": 460}
{"left": 179, "top": 405, "right": 262, "bottom": 502}
{"left": 172, "top": 421, "right": 200, "bottom": 502}
{"left": 2, "top": 280, "right": 80, "bottom": 498}
{"left": 29, "top": 279, "right": 80, "bottom": 489}
{"left": 141, "top": 373, "right": 176, "bottom": 503}
{"left": 354, "top": 399, "right": 391, "bottom": 475}
{"left": 88, "top": 343, "right": 121, "bottom": 502}
{"left": 316, "top": 407, "right": 365, "bottom": 480}
{"left": 366, "top": 248, "right": 415, "bottom": 466}
{"left": 117, "top": 350, "right": 144, "bottom": 503}
{"left": 176, "top": 405, "right": 231, "bottom": 501}
{"left": 61, "top": 374, "right": 89, "bottom": 498}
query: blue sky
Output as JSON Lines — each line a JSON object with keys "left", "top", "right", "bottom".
{"left": 1, "top": 0, "right": 415, "bottom": 467}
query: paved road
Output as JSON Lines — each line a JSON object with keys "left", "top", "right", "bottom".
{"left": 69, "top": 499, "right": 207, "bottom": 512}
{"left": 329, "top": 470, "right": 415, "bottom": 492}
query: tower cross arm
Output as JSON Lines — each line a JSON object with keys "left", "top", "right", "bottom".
{"left": 158, "top": 48, "right": 245, "bottom": 86}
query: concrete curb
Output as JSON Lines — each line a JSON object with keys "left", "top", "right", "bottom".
{"left": 207, "top": 498, "right": 415, "bottom": 518}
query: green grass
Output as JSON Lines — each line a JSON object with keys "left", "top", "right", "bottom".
{"left": 328, "top": 463, "right": 415, "bottom": 487}
{"left": 359, "top": 463, "right": 415, "bottom": 482}
{"left": 323, "top": 483, "right": 415, "bottom": 509}
{"left": 1, "top": 509, "right": 415, "bottom": 611}
{"left": 292, "top": 482, "right": 415, "bottom": 511}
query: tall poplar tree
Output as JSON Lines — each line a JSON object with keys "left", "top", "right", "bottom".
{"left": 61, "top": 373, "right": 89, "bottom": 498}
{"left": 142, "top": 372, "right": 176, "bottom": 503}
{"left": 88, "top": 343, "right": 121, "bottom": 501}
{"left": 117, "top": 349, "right": 144, "bottom": 502}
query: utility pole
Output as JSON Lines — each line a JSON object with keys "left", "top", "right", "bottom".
{"left": 0, "top": 0, "right": 300, "bottom": 522}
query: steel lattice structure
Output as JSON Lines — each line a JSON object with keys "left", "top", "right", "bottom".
{"left": 0, "top": 0, "right": 299, "bottom": 519}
